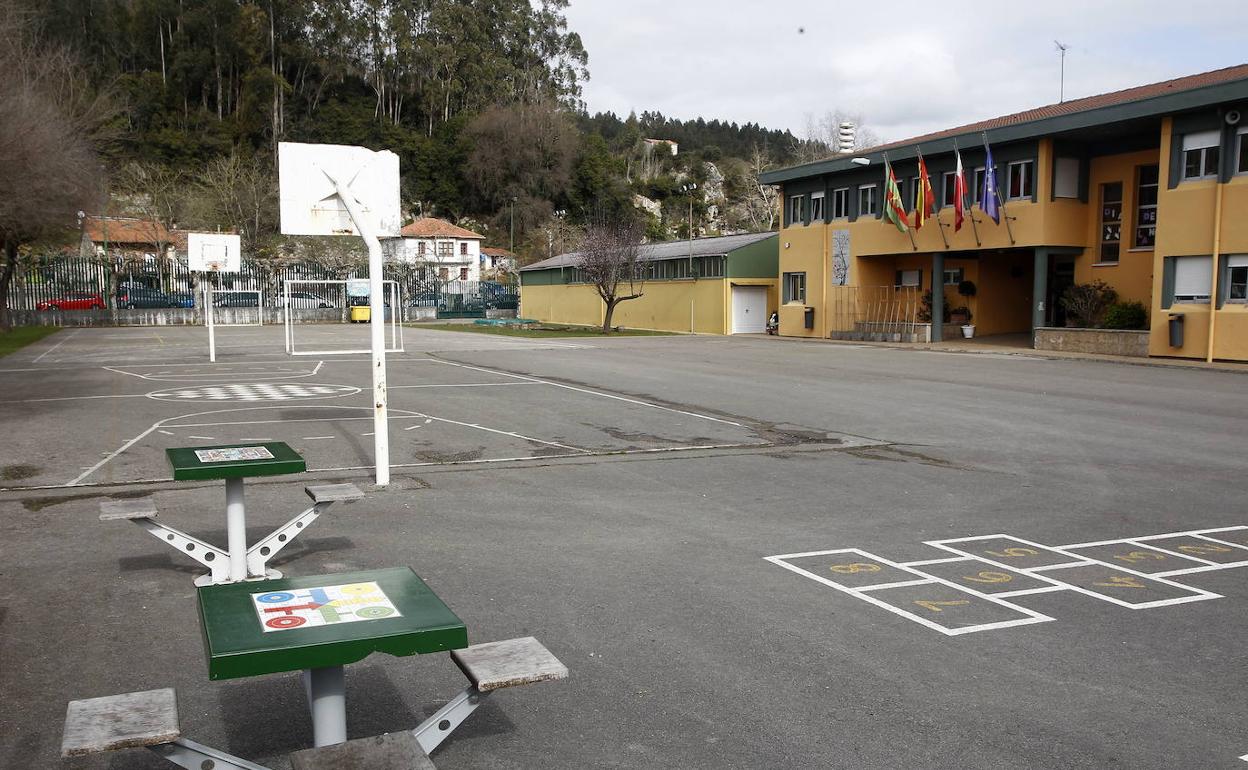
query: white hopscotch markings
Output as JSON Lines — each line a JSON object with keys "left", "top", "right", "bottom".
{"left": 146, "top": 382, "right": 359, "bottom": 402}
{"left": 766, "top": 526, "right": 1248, "bottom": 636}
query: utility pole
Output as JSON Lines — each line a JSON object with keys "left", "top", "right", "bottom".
{"left": 509, "top": 196, "right": 517, "bottom": 251}
{"left": 1055, "top": 41, "right": 1070, "bottom": 103}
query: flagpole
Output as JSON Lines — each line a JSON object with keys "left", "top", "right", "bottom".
{"left": 953, "top": 137, "right": 982, "bottom": 247}
{"left": 982, "top": 132, "right": 1016, "bottom": 245}
{"left": 885, "top": 153, "right": 918, "bottom": 251}
{"left": 919, "top": 146, "right": 950, "bottom": 249}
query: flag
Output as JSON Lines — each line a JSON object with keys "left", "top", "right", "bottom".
{"left": 883, "top": 159, "right": 910, "bottom": 233}
{"left": 953, "top": 149, "right": 967, "bottom": 232}
{"left": 914, "top": 153, "right": 936, "bottom": 230}
{"left": 980, "top": 141, "right": 1001, "bottom": 224}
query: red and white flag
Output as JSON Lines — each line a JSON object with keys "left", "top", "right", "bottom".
{"left": 953, "top": 149, "right": 968, "bottom": 232}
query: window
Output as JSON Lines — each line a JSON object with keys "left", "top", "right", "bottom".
{"left": 417, "top": 242, "right": 427, "bottom": 256}
{"left": 907, "top": 178, "right": 919, "bottom": 211}
{"left": 858, "top": 185, "right": 878, "bottom": 216}
{"left": 1182, "top": 130, "right": 1220, "bottom": 180}
{"left": 437, "top": 241, "right": 453, "bottom": 257}
{"left": 699, "top": 256, "right": 724, "bottom": 278}
{"left": 1237, "top": 127, "right": 1248, "bottom": 175}
{"left": 788, "top": 195, "right": 806, "bottom": 225}
{"left": 895, "top": 269, "right": 921, "bottom": 288}
{"left": 459, "top": 267, "right": 469, "bottom": 280}
{"left": 1099, "top": 182, "right": 1123, "bottom": 263}
{"left": 1134, "top": 164, "right": 1159, "bottom": 249}
{"left": 810, "top": 191, "right": 825, "bottom": 222}
{"left": 1228, "top": 256, "right": 1248, "bottom": 302}
{"left": 941, "top": 172, "right": 957, "bottom": 206}
{"left": 438, "top": 266, "right": 449, "bottom": 280}
{"left": 670, "top": 259, "right": 691, "bottom": 280}
{"left": 1007, "top": 160, "right": 1034, "bottom": 200}
{"left": 1054, "top": 157, "right": 1080, "bottom": 198}
{"left": 972, "top": 168, "right": 986, "bottom": 203}
{"left": 943, "top": 267, "right": 964, "bottom": 286}
{"left": 459, "top": 242, "right": 468, "bottom": 255}
{"left": 831, "top": 188, "right": 850, "bottom": 219}
{"left": 1173, "top": 255, "right": 1212, "bottom": 303}
{"left": 783, "top": 272, "right": 807, "bottom": 303}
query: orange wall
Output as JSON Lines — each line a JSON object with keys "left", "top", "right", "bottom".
{"left": 1074, "top": 149, "right": 1158, "bottom": 307}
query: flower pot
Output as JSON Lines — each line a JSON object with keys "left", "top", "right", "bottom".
{"left": 961, "top": 324, "right": 975, "bottom": 339}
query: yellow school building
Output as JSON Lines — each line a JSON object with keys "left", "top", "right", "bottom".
{"left": 760, "top": 64, "right": 1248, "bottom": 362}
{"left": 519, "top": 232, "right": 779, "bottom": 334}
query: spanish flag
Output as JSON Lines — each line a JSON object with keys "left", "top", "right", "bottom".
{"left": 914, "top": 152, "right": 936, "bottom": 230}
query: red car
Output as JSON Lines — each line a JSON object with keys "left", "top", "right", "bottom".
{"left": 37, "top": 292, "right": 105, "bottom": 310}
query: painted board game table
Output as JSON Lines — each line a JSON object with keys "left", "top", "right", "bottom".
{"left": 199, "top": 567, "right": 468, "bottom": 748}
{"left": 102, "top": 442, "right": 363, "bottom": 586}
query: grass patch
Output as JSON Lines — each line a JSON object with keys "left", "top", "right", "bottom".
{"left": 0, "top": 326, "right": 60, "bottom": 358}
{"left": 409, "top": 323, "right": 674, "bottom": 338}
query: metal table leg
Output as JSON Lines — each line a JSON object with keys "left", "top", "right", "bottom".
{"left": 303, "top": 666, "right": 347, "bottom": 747}
{"left": 226, "top": 477, "right": 249, "bottom": 582}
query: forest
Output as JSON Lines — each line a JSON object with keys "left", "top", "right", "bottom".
{"left": 17, "top": 0, "right": 818, "bottom": 263}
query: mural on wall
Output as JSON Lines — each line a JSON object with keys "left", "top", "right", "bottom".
{"left": 832, "top": 230, "right": 851, "bottom": 286}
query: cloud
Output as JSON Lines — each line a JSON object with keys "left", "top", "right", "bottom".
{"left": 565, "top": 0, "right": 1248, "bottom": 144}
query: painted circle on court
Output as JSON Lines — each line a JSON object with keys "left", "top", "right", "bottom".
{"left": 146, "top": 382, "right": 361, "bottom": 402}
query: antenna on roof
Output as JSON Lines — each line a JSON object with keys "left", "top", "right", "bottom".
{"left": 1054, "top": 41, "right": 1070, "bottom": 103}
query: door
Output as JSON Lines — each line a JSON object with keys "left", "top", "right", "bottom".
{"left": 731, "top": 285, "right": 768, "bottom": 334}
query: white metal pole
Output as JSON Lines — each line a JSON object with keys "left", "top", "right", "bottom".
{"left": 206, "top": 280, "right": 216, "bottom": 363}
{"left": 303, "top": 666, "right": 347, "bottom": 747}
{"left": 225, "top": 476, "right": 247, "bottom": 581}
{"left": 323, "top": 171, "right": 390, "bottom": 486}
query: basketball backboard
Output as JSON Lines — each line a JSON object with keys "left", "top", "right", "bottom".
{"left": 278, "top": 142, "right": 401, "bottom": 238}
{"left": 188, "top": 232, "right": 242, "bottom": 272}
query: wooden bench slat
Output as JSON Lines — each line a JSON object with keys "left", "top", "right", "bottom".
{"left": 289, "top": 731, "right": 436, "bottom": 770}
{"left": 305, "top": 483, "right": 366, "bottom": 504}
{"left": 451, "top": 637, "right": 568, "bottom": 693}
{"left": 61, "top": 688, "right": 180, "bottom": 757}
{"left": 99, "top": 499, "right": 158, "bottom": 521}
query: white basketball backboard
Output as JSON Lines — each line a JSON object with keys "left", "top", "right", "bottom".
{"left": 187, "top": 232, "right": 242, "bottom": 272}
{"left": 278, "top": 142, "right": 401, "bottom": 238}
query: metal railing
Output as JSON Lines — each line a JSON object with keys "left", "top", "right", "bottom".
{"left": 826, "top": 285, "right": 926, "bottom": 341}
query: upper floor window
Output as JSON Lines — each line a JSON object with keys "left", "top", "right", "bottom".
{"left": 972, "top": 167, "right": 986, "bottom": 203}
{"left": 907, "top": 177, "right": 919, "bottom": 211}
{"left": 1237, "top": 126, "right": 1248, "bottom": 175}
{"left": 858, "top": 185, "right": 878, "bottom": 217}
{"left": 788, "top": 195, "right": 806, "bottom": 225}
{"left": 1134, "top": 164, "right": 1159, "bottom": 249}
{"left": 941, "top": 172, "right": 957, "bottom": 206}
{"left": 810, "top": 191, "right": 826, "bottom": 222}
{"left": 1099, "top": 182, "right": 1123, "bottom": 263}
{"left": 1182, "top": 130, "right": 1220, "bottom": 180}
{"left": 831, "top": 188, "right": 850, "bottom": 219}
{"left": 460, "top": 242, "right": 468, "bottom": 255}
{"left": 417, "top": 242, "right": 427, "bottom": 256}
{"left": 437, "top": 241, "right": 453, "bottom": 256}
{"left": 1007, "top": 160, "right": 1034, "bottom": 200}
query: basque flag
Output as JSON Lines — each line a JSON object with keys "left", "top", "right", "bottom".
{"left": 980, "top": 142, "right": 1001, "bottom": 224}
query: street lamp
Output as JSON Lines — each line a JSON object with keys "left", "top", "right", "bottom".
{"left": 509, "top": 196, "right": 517, "bottom": 252}
{"left": 680, "top": 184, "right": 698, "bottom": 333}
{"left": 553, "top": 209, "right": 567, "bottom": 256}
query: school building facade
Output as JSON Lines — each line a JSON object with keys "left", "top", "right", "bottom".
{"left": 760, "top": 64, "right": 1248, "bottom": 362}
{"left": 519, "top": 232, "right": 779, "bottom": 334}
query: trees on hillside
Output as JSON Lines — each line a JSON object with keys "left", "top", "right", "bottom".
{"left": 0, "top": 2, "right": 110, "bottom": 329}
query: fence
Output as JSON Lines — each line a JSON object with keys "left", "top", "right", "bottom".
{"left": 826, "top": 286, "right": 928, "bottom": 342}
{"left": 5, "top": 254, "right": 518, "bottom": 320}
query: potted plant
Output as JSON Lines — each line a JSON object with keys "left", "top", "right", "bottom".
{"left": 956, "top": 306, "right": 975, "bottom": 338}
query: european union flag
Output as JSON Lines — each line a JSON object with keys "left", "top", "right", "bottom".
{"left": 981, "top": 143, "right": 1001, "bottom": 224}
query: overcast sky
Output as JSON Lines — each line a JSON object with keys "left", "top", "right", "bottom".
{"left": 564, "top": 1, "right": 1248, "bottom": 145}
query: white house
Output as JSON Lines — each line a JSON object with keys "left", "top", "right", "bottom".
{"left": 382, "top": 217, "right": 484, "bottom": 282}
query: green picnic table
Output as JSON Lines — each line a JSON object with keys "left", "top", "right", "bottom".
{"left": 198, "top": 567, "right": 468, "bottom": 747}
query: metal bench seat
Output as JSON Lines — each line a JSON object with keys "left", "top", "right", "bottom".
{"left": 289, "top": 731, "right": 436, "bottom": 770}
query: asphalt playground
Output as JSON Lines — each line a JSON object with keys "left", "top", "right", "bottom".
{"left": 3, "top": 323, "right": 1248, "bottom": 768}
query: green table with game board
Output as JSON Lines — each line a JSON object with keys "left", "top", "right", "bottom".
{"left": 198, "top": 567, "right": 468, "bottom": 747}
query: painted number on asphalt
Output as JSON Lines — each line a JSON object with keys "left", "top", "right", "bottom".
{"left": 963, "top": 571, "right": 1014, "bottom": 584}
{"left": 828, "top": 563, "right": 882, "bottom": 575}
{"left": 913, "top": 600, "right": 971, "bottom": 612}
{"left": 1114, "top": 551, "right": 1166, "bottom": 564}
{"left": 1093, "top": 576, "right": 1146, "bottom": 589}
{"left": 985, "top": 547, "right": 1038, "bottom": 558}
{"left": 1178, "top": 544, "right": 1233, "bottom": 556}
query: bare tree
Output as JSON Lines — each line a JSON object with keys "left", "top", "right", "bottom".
{"left": 575, "top": 217, "right": 645, "bottom": 334}
{"left": 740, "top": 144, "right": 779, "bottom": 232}
{"left": 187, "top": 152, "right": 278, "bottom": 250}
{"left": 790, "top": 110, "right": 881, "bottom": 165}
{"left": 0, "top": 2, "right": 110, "bottom": 329}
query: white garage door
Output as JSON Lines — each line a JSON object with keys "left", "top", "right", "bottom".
{"left": 731, "top": 285, "right": 768, "bottom": 334}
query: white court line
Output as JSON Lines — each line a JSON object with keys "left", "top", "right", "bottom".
{"left": 1119, "top": 540, "right": 1221, "bottom": 566}
{"left": 434, "top": 359, "right": 744, "bottom": 427}
{"left": 387, "top": 382, "right": 543, "bottom": 390}
{"left": 68, "top": 423, "right": 161, "bottom": 486}
{"left": 31, "top": 328, "right": 80, "bottom": 364}
{"left": 1059, "top": 525, "right": 1248, "bottom": 550}
{"left": 927, "top": 534, "right": 1222, "bottom": 610}
{"left": 0, "top": 393, "right": 148, "bottom": 404}
{"left": 994, "top": 585, "right": 1068, "bottom": 599}
{"left": 900, "top": 556, "right": 972, "bottom": 567}
{"left": 302, "top": 436, "right": 335, "bottom": 440}
{"left": 764, "top": 548, "right": 1053, "bottom": 636}
{"left": 855, "top": 578, "right": 936, "bottom": 592}
{"left": 187, "top": 435, "right": 215, "bottom": 440}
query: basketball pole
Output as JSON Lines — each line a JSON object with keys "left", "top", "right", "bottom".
{"left": 205, "top": 278, "right": 216, "bottom": 363}
{"left": 321, "top": 169, "right": 390, "bottom": 487}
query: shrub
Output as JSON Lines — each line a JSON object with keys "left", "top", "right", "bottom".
{"left": 917, "top": 290, "right": 951, "bottom": 323}
{"left": 1061, "top": 280, "right": 1118, "bottom": 328}
{"left": 1102, "top": 301, "right": 1148, "bottom": 330}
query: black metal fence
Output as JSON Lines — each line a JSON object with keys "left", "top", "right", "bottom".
{"left": 7, "top": 255, "right": 517, "bottom": 318}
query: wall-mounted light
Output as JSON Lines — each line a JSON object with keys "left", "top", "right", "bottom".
{"left": 850, "top": 157, "right": 871, "bottom": 166}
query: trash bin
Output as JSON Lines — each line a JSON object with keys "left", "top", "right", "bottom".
{"left": 350, "top": 305, "right": 370, "bottom": 323}
{"left": 1168, "top": 313, "right": 1184, "bottom": 347}
{"left": 804, "top": 306, "right": 815, "bottom": 330}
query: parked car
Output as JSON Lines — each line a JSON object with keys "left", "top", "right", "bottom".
{"left": 169, "top": 292, "right": 196, "bottom": 308}
{"left": 116, "top": 287, "right": 176, "bottom": 308}
{"left": 277, "top": 291, "right": 336, "bottom": 309}
{"left": 212, "top": 292, "right": 260, "bottom": 308}
{"left": 36, "top": 292, "right": 105, "bottom": 311}
{"left": 406, "top": 291, "right": 445, "bottom": 309}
